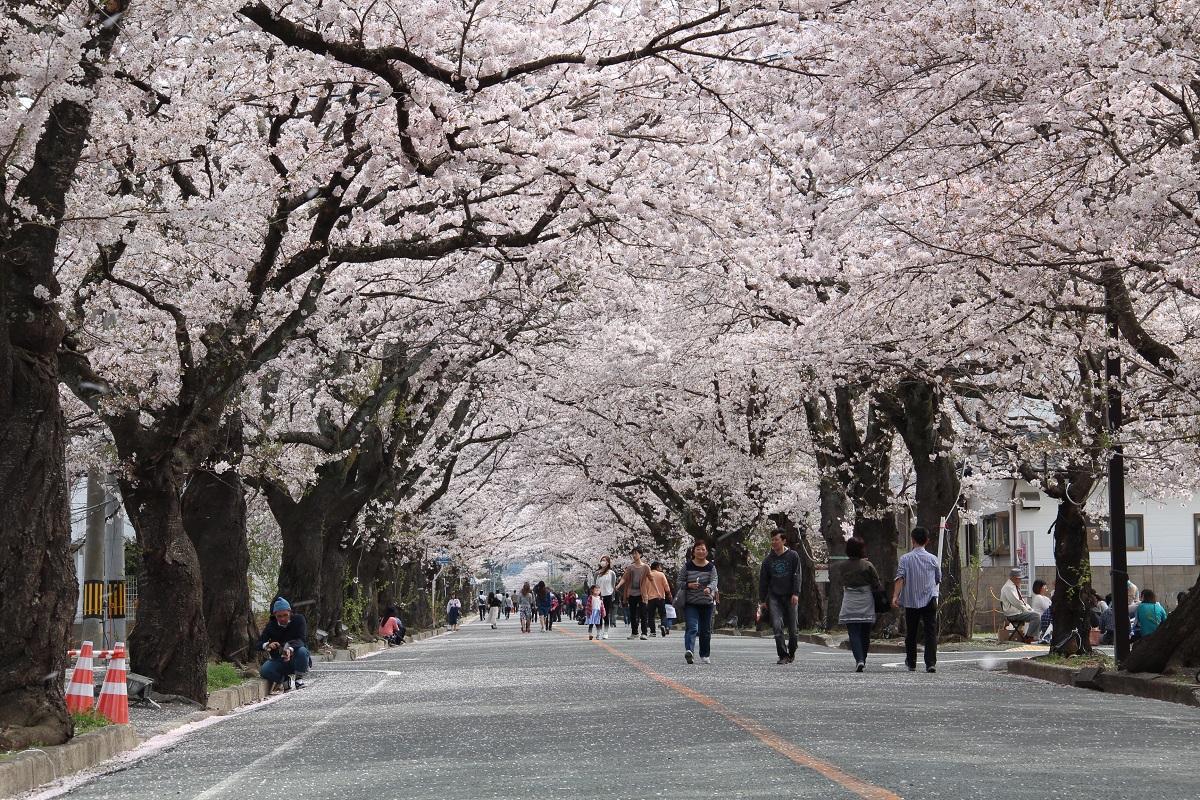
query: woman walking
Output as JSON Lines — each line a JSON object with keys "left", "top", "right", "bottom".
{"left": 594, "top": 555, "right": 617, "bottom": 639}
{"left": 676, "top": 540, "right": 718, "bottom": 664}
{"left": 487, "top": 591, "right": 502, "bottom": 629}
{"left": 535, "top": 581, "right": 555, "bottom": 632}
{"left": 446, "top": 597, "right": 462, "bottom": 631}
{"left": 517, "top": 582, "right": 535, "bottom": 633}
{"left": 838, "top": 536, "right": 883, "bottom": 672}
{"left": 585, "top": 585, "right": 606, "bottom": 639}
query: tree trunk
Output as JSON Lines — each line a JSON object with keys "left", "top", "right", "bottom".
{"left": 817, "top": 476, "right": 849, "bottom": 629}
{"left": 1049, "top": 470, "right": 1096, "bottom": 655}
{"left": 1125, "top": 575, "right": 1200, "bottom": 673}
{"left": 0, "top": 5, "right": 126, "bottom": 746}
{"left": 182, "top": 458, "right": 257, "bottom": 663}
{"left": 120, "top": 472, "right": 209, "bottom": 703}
{"left": 316, "top": 526, "right": 350, "bottom": 643}
{"left": 878, "top": 380, "right": 966, "bottom": 636}
{"left": 0, "top": 294, "right": 75, "bottom": 749}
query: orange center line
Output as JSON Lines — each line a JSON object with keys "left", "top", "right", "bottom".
{"left": 556, "top": 628, "right": 901, "bottom": 800}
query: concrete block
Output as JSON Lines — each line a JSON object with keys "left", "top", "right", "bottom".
{"left": 1006, "top": 658, "right": 1079, "bottom": 686}
{"left": 1073, "top": 666, "right": 1104, "bottom": 690}
{"left": 0, "top": 724, "right": 138, "bottom": 798}
{"left": 206, "top": 679, "right": 267, "bottom": 715}
{"left": 1096, "top": 672, "right": 1200, "bottom": 707}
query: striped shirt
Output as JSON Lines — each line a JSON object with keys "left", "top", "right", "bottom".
{"left": 895, "top": 546, "right": 941, "bottom": 608}
{"left": 676, "top": 561, "right": 718, "bottom": 606}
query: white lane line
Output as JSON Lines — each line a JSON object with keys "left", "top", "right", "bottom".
{"left": 878, "top": 656, "right": 1026, "bottom": 668}
{"left": 191, "top": 673, "right": 391, "bottom": 800}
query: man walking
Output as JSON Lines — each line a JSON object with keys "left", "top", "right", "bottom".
{"left": 616, "top": 548, "right": 652, "bottom": 639}
{"left": 759, "top": 529, "right": 802, "bottom": 664}
{"left": 1000, "top": 568, "right": 1040, "bottom": 643}
{"left": 891, "top": 527, "right": 941, "bottom": 673}
{"left": 642, "top": 561, "right": 673, "bottom": 636}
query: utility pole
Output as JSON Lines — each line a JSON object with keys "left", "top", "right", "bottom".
{"left": 1107, "top": 297, "right": 1131, "bottom": 664}
{"left": 81, "top": 468, "right": 107, "bottom": 645}
{"left": 104, "top": 485, "right": 127, "bottom": 645}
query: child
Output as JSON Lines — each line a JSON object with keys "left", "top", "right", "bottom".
{"left": 585, "top": 585, "right": 606, "bottom": 639}
{"left": 1135, "top": 589, "right": 1168, "bottom": 639}
{"left": 662, "top": 600, "right": 676, "bottom": 635}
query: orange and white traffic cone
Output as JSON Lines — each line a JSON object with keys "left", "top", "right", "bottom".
{"left": 65, "top": 641, "right": 96, "bottom": 713}
{"left": 95, "top": 642, "right": 129, "bottom": 724}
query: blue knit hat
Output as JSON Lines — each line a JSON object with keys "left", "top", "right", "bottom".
{"left": 272, "top": 598, "right": 291, "bottom": 613}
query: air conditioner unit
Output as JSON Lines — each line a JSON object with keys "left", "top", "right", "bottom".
{"left": 1018, "top": 491, "right": 1042, "bottom": 510}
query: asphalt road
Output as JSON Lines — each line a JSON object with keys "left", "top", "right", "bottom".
{"left": 38, "top": 618, "right": 1200, "bottom": 800}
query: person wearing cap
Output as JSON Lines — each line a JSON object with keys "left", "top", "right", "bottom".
{"left": 1000, "top": 568, "right": 1041, "bottom": 644}
{"left": 259, "top": 597, "right": 310, "bottom": 690}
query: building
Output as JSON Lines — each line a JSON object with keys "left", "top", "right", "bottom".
{"left": 971, "top": 478, "right": 1199, "bottom": 618}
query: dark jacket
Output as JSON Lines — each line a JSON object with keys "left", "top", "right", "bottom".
{"left": 259, "top": 613, "right": 307, "bottom": 652}
{"left": 759, "top": 549, "right": 802, "bottom": 601}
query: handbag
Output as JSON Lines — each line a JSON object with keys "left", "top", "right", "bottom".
{"left": 872, "top": 589, "right": 890, "bottom": 613}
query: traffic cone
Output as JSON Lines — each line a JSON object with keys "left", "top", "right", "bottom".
{"left": 65, "top": 641, "right": 95, "bottom": 713}
{"left": 95, "top": 642, "right": 129, "bottom": 724}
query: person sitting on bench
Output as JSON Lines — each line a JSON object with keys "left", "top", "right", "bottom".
{"left": 1000, "top": 569, "right": 1041, "bottom": 643}
{"left": 260, "top": 597, "right": 310, "bottom": 691}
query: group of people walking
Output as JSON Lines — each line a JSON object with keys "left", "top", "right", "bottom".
{"left": 441, "top": 526, "right": 951, "bottom": 673}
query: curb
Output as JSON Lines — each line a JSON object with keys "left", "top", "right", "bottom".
{"left": 1007, "top": 660, "right": 1200, "bottom": 707}
{"left": 206, "top": 680, "right": 269, "bottom": 715}
{"left": 0, "top": 724, "right": 138, "bottom": 799}
{"left": 312, "top": 627, "right": 446, "bottom": 664}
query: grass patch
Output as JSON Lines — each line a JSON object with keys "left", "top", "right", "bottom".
{"left": 1038, "top": 652, "right": 1117, "bottom": 669}
{"left": 206, "top": 662, "right": 244, "bottom": 691}
{"left": 71, "top": 708, "right": 111, "bottom": 735}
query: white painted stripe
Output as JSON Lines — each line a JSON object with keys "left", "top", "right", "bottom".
{"left": 191, "top": 673, "right": 391, "bottom": 800}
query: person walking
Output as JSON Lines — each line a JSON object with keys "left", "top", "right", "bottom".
{"left": 758, "top": 529, "right": 802, "bottom": 664}
{"left": 585, "top": 585, "right": 606, "bottom": 639}
{"left": 446, "top": 597, "right": 462, "bottom": 631}
{"left": 503, "top": 593, "right": 513, "bottom": 620}
{"left": 536, "top": 581, "right": 555, "bottom": 632}
{"left": 643, "top": 561, "right": 673, "bottom": 636}
{"left": 518, "top": 582, "right": 534, "bottom": 634}
{"left": 838, "top": 537, "right": 883, "bottom": 671}
{"left": 676, "top": 540, "right": 719, "bottom": 664}
{"left": 477, "top": 590, "right": 487, "bottom": 622}
{"left": 616, "top": 547, "right": 652, "bottom": 639}
{"left": 594, "top": 555, "right": 617, "bottom": 639}
{"left": 891, "top": 527, "right": 941, "bottom": 673}
{"left": 487, "top": 591, "right": 502, "bottom": 629}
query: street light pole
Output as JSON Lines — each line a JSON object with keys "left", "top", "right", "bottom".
{"left": 1106, "top": 299, "right": 1131, "bottom": 664}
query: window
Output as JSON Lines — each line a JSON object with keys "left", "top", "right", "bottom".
{"left": 983, "top": 512, "right": 1011, "bottom": 556}
{"left": 1088, "top": 515, "right": 1145, "bottom": 552}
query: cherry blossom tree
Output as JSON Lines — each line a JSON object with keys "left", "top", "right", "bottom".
{"left": 0, "top": 0, "right": 130, "bottom": 749}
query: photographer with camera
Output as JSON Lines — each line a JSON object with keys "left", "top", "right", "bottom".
{"left": 260, "top": 597, "right": 310, "bottom": 691}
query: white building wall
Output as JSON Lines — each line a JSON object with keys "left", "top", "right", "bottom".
{"left": 974, "top": 479, "right": 1200, "bottom": 568}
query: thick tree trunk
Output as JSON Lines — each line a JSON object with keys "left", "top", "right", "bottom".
{"left": 120, "top": 474, "right": 209, "bottom": 703}
{"left": 878, "top": 380, "right": 966, "bottom": 636}
{"left": 316, "top": 526, "right": 349, "bottom": 642}
{"left": 1049, "top": 471, "right": 1096, "bottom": 655}
{"left": 0, "top": 4, "right": 126, "bottom": 745}
{"left": 1125, "top": 575, "right": 1200, "bottom": 673}
{"left": 711, "top": 537, "right": 757, "bottom": 628}
{"left": 182, "top": 459, "right": 257, "bottom": 663}
{"left": 0, "top": 300, "right": 75, "bottom": 749}
{"left": 817, "top": 476, "right": 849, "bottom": 629}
